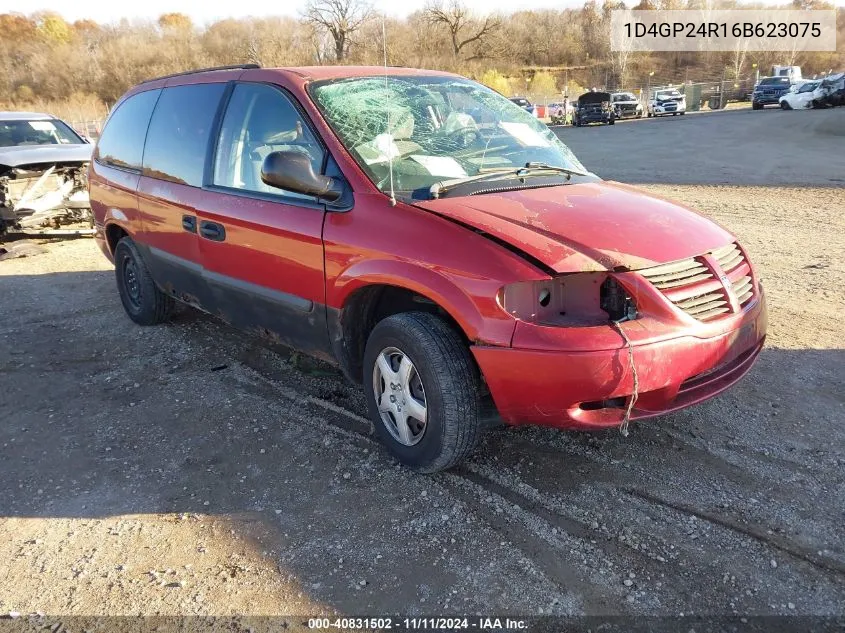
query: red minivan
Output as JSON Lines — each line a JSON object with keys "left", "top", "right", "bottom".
{"left": 90, "top": 64, "right": 767, "bottom": 472}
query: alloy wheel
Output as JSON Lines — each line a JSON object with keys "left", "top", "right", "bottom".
{"left": 372, "top": 346, "right": 428, "bottom": 446}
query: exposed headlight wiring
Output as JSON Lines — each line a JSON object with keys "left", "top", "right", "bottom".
{"left": 612, "top": 319, "right": 639, "bottom": 437}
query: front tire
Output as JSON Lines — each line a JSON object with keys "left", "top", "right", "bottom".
{"left": 781, "top": 101, "right": 791, "bottom": 110}
{"left": 363, "top": 312, "right": 482, "bottom": 473}
{"left": 113, "top": 237, "right": 174, "bottom": 325}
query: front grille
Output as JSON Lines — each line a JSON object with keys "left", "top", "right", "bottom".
{"left": 639, "top": 243, "right": 755, "bottom": 321}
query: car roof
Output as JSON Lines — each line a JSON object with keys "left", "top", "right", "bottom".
{"left": 273, "top": 66, "right": 460, "bottom": 81}
{"left": 0, "top": 111, "right": 56, "bottom": 121}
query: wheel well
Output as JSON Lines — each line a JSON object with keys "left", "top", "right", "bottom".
{"left": 335, "top": 285, "right": 468, "bottom": 384}
{"left": 105, "top": 224, "right": 128, "bottom": 255}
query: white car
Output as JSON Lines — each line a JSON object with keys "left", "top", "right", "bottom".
{"left": 778, "top": 80, "right": 824, "bottom": 109}
{"left": 648, "top": 89, "right": 686, "bottom": 117}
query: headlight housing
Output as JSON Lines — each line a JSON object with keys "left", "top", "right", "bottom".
{"left": 497, "top": 273, "right": 637, "bottom": 326}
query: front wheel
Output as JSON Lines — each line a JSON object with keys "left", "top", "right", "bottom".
{"left": 363, "top": 312, "right": 482, "bottom": 473}
{"left": 781, "top": 101, "right": 791, "bottom": 110}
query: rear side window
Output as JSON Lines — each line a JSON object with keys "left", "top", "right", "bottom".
{"left": 143, "top": 83, "right": 226, "bottom": 187}
{"left": 96, "top": 89, "right": 160, "bottom": 170}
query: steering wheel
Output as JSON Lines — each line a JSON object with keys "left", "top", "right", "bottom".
{"left": 444, "top": 126, "right": 481, "bottom": 149}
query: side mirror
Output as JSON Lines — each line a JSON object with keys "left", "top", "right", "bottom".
{"left": 261, "top": 151, "right": 342, "bottom": 202}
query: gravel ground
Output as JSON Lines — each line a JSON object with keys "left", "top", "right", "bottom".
{"left": 0, "top": 107, "right": 843, "bottom": 624}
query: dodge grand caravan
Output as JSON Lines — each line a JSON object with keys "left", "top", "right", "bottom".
{"left": 90, "top": 64, "right": 767, "bottom": 472}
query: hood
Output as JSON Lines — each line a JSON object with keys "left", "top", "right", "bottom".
{"left": 578, "top": 92, "right": 611, "bottom": 104}
{"left": 413, "top": 181, "right": 734, "bottom": 273}
{"left": 0, "top": 144, "right": 93, "bottom": 169}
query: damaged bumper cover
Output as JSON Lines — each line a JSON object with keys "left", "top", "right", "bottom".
{"left": 473, "top": 273, "right": 767, "bottom": 429}
{"left": 0, "top": 147, "right": 94, "bottom": 235}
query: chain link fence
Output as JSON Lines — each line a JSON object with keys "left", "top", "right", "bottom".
{"left": 69, "top": 119, "right": 105, "bottom": 140}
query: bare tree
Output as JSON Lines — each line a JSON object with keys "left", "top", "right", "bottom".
{"left": 424, "top": 0, "right": 501, "bottom": 60}
{"left": 730, "top": 37, "right": 750, "bottom": 82}
{"left": 303, "top": 0, "right": 374, "bottom": 62}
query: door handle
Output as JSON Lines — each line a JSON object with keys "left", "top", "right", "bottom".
{"left": 199, "top": 220, "right": 226, "bottom": 242}
{"left": 182, "top": 215, "right": 197, "bottom": 233}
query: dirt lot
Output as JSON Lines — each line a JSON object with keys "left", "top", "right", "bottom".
{"left": 1, "top": 107, "right": 844, "bottom": 625}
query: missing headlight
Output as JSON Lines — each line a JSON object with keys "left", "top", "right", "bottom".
{"left": 600, "top": 277, "right": 637, "bottom": 322}
{"left": 499, "top": 273, "right": 637, "bottom": 327}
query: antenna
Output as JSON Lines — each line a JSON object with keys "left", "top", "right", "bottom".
{"left": 382, "top": 16, "right": 397, "bottom": 207}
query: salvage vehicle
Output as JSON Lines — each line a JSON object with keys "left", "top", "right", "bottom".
{"left": 573, "top": 92, "right": 616, "bottom": 126}
{"left": 819, "top": 73, "right": 845, "bottom": 107}
{"left": 778, "top": 80, "right": 823, "bottom": 110}
{"left": 90, "top": 65, "right": 767, "bottom": 472}
{"left": 0, "top": 112, "right": 93, "bottom": 236}
{"left": 508, "top": 97, "right": 538, "bottom": 117}
{"left": 611, "top": 92, "right": 643, "bottom": 119}
{"left": 647, "top": 88, "right": 686, "bottom": 117}
{"left": 751, "top": 76, "right": 793, "bottom": 109}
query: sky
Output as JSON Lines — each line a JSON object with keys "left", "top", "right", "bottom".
{"left": 0, "top": 0, "right": 839, "bottom": 24}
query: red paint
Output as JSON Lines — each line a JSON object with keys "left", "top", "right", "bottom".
{"left": 90, "top": 66, "right": 767, "bottom": 431}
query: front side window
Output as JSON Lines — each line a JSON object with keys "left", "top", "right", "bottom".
{"left": 311, "top": 76, "right": 585, "bottom": 197}
{"left": 213, "top": 83, "right": 324, "bottom": 199}
{"left": 95, "top": 89, "right": 161, "bottom": 170}
{"left": 143, "top": 83, "right": 226, "bottom": 187}
{"left": 0, "top": 118, "right": 83, "bottom": 147}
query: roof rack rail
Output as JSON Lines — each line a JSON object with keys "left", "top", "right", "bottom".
{"left": 141, "top": 64, "right": 261, "bottom": 84}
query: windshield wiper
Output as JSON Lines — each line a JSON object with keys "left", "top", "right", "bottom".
{"left": 430, "top": 162, "right": 588, "bottom": 199}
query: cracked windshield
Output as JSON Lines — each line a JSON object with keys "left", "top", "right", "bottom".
{"left": 312, "top": 76, "right": 586, "bottom": 197}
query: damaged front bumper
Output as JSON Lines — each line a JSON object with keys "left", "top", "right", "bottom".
{"left": 0, "top": 162, "right": 93, "bottom": 236}
{"left": 472, "top": 279, "right": 767, "bottom": 430}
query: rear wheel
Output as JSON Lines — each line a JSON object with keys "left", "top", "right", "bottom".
{"left": 363, "top": 312, "right": 482, "bottom": 473}
{"left": 113, "top": 237, "right": 174, "bottom": 325}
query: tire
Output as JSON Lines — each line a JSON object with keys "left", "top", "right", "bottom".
{"left": 647, "top": 112, "right": 653, "bottom": 118}
{"left": 113, "top": 236, "right": 174, "bottom": 325}
{"left": 679, "top": 111, "right": 685, "bottom": 115}
{"left": 608, "top": 118, "right": 615, "bottom": 125}
{"left": 781, "top": 101, "right": 791, "bottom": 110}
{"left": 363, "top": 312, "right": 482, "bottom": 473}
{"left": 752, "top": 102, "right": 762, "bottom": 110}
